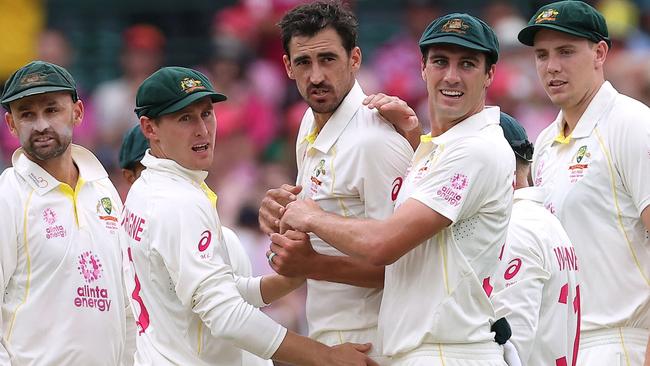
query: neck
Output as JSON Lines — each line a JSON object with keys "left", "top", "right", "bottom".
{"left": 313, "top": 112, "right": 333, "bottom": 132}
{"left": 31, "top": 148, "right": 79, "bottom": 188}
{"left": 429, "top": 104, "right": 485, "bottom": 137}
{"left": 561, "top": 79, "right": 605, "bottom": 136}
{"left": 514, "top": 165, "right": 530, "bottom": 190}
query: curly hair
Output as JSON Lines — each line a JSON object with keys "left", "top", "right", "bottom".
{"left": 278, "top": 1, "right": 358, "bottom": 56}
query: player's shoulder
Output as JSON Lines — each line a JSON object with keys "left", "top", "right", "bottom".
{"left": 0, "top": 167, "right": 28, "bottom": 206}
{"left": 606, "top": 93, "right": 650, "bottom": 131}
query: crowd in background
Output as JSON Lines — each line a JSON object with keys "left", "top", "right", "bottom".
{"left": 3, "top": 0, "right": 650, "bottom": 344}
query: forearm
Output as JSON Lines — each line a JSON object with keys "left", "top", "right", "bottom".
{"left": 305, "top": 212, "right": 387, "bottom": 264}
{"left": 308, "top": 254, "right": 384, "bottom": 288}
{"left": 260, "top": 274, "right": 305, "bottom": 304}
{"left": 271, "top": 331, "right": 330, "bottom": 366}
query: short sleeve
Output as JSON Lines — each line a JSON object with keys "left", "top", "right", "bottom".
{"left": 612, "top": 109, "right": 650, "bottom": 215}
{"left": 410, "top": 139, "right": 496, "bottom": 222}
{"left": 357, "top": 128, "right": 413, "bottom": 220}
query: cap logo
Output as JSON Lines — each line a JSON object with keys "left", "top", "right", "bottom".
{"left": 535, "top": 9, "right": 559, "bottom": 23}
{"left": 441, "top": 19, "right": 469, "bottom": 34}
{"left": 180, "top": 77, "right": 205, "bottom": 93}
{"left": 19, "top": 73, "right": 46, "bottom": 86}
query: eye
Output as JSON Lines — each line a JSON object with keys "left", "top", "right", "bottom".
{"left": 535, "top": 52, "right": 548, "bottom": 61}
{"left": 295, "top": 59, "right": 310, "bottom": 66}
{"left": 460, "top": 60, "right": 476, "bottom": 69}
{"left": 431, "top": 58, "right": 447, "bottom": 67}
{"left": 45, "top": 107, "right": 58, "bottom": 113}
{"left": 179, "top": 114, "right": 191, "bottom": 122}
{"left": 559, "top": 48, "right": 574, "bottom": 56}
{"left": 201, "top": 110, "right": 213, "bottom": 118}
{"left": 20, "top": 111, "right": 34, "bottom": 119}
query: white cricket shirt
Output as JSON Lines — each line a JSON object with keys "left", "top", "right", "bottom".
{"left": 491, "top": 187, "right": 581, "bottom": 366}
{"left": 122, "top": 152, "right": 286, "bottom": 365}
{"left": 295, "top": 81, "right": 413, "bottom": 339}
{"left": 532, "top": 82, "right": 650, "bottom": 331}
{"left": 380, "top": 107, "right": 515, "bottom": 356}
{"left": 0, "top": 145, "right": 130, "bottom": 365}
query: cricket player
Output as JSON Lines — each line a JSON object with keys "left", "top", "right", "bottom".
{"left": 0, "top": 61, "right": 133, "bottom": 365}
{"left": 490, "top": 112, "right": 581, "bottom": 366}
{"left": 279, "top": 13, "right": 514, "bottom": 365}
{"left": 118, "top": 124, "right": 274, "bottom": 366}
{"left": 259, "top": 2, "right": 414, "bottom": 363}
{"left": 122, "top": 65, "right": 377, "bottom": 365}
{"left": 518, "top": 1, "right": 650, "bottom": 365}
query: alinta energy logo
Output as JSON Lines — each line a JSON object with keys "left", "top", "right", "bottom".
{"left": 43, "top": 207, "right": 66, "bottom": 239}
{"left": 75, "top": 251, "right": 112, "bottom": 312}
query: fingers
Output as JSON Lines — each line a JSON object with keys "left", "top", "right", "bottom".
{"left": 349, "top": 342, "right": 372, "bottom": 353}
{"left": 280, "top": 184, "right": 303, "bottom": 195}
{"left": 283, "top": 230, "right": 309, "bottom": 241}
{"left": 364, "top": 93, "right": 396, "bottom": 109}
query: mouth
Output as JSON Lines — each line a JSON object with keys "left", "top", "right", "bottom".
{"left": 31, "top": 135, "right": 56, "bottom": 146}
{"left": 192, "top": 143, "right": 210, "bottom": 152}
{"left": 440, "top": 89, "right": 464, "bottom": 98}
{"left": 548, "top": 79, "right": 567, "bottom": 88}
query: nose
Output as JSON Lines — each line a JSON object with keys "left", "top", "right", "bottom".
{"left": 196, "top": 116, "right": 209, "bottom": 137}
{"left": 443, "top": 64, "right": 461, "bottom": 85}
{"left": 309, "top": 63, "right": 325, "bottom": 85}
{"left": 546, "top": 54, "right": 561, "bottom": 75}
{"left": 32, "top": 115, "right": 51, "bottom": 133}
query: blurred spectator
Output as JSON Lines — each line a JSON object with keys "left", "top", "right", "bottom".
{"left": 92, "top": 24, "right": 165, "bottom": 171}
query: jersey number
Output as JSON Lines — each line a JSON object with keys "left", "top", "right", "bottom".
{"left": 128, "top": 247, "right": 150, "bottom": 335}
{"left": 556, "top": 284, "right": 581, "bottom": 366}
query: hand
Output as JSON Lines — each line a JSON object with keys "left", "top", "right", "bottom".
{"left": 323, "top": 343, "right": 378, "bottom": 366}
{"left": 268, "top": 230, "right": 317, "bottom": 277}
{"left": 363, "top": 93, "right": 419, "bottom": 132}
{"left": 259, "top": 184, "right": 302, "bottom": 234}
{"left": 279, "top": 198, "right": 321, "bottom": 234}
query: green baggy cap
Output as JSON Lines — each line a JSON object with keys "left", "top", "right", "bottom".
{"left": 518, "top": 1, "right": 611, "bottom": 47}
{"left": 499, "top": 112, "right": 533, "bottom": 162}
{"left": 135, "top": 66, "right": 227, "bottom": 118}
{"left": 419, "top": 13, "right": 499, "bottom": 64}
{"left": 1, "top": 61, "right": 78, "bottom": 110}
{"left": 119, "top": 124, "right": 150, "bottom": 169}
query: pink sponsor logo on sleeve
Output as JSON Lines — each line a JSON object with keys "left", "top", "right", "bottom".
{"left": 436, "top": 173, "right": 468, "bottom": 207}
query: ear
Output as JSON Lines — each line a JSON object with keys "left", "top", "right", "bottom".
{"left": 4, "top": 111, "right": 18, "bottom": 137}
{"left": 350, "top": 46, "right": 362, "bottom": 71}
{"left": 122, "top": 168, "right": 137, "bottom": 186}
{"left": 594, "top": 40, "right": 608, "bottom": 69}
{"left": 140, "top": 116, "right": 157, "bottom": 141}
{"left": 484, "top": 63, "right": 496, "bottom": 89}
{"left": 283, "top": 54, "right": 295, "bottom": 80}
{"left": 72, "top": 100, "right": 84, "bottom": 127}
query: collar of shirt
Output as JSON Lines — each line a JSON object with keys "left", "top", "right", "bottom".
{"left": 140, "top": 150, "right": 209, "bottom": 186}
{"left": 307, "top": 80, "right": 365, "bottom": 154}
{"left": 425, "top": 106, "right": 501, "bottom": 146}
{"left": 552, "top": 81, "right": 618, "bottom": 144}
{"left": 12, "top": 144, "right": 108, "bottom": 195}
{"left": 513, "top": 186, "right": 546, "bottom": 204}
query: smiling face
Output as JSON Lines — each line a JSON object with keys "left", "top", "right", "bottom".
{"left": 283, "top": 27, "right": 361, "bottom": 125}
{"left": 141, "top": 97, "right": 216, "bottom": 171}
{"left": 421, "top": 44, "right": 494, "bottom": 131}
{"left": 5, "top": 91, "right": 82, "bottom": 162}
{"left": 533, "top": 29, "right": 606, "bottom": 113}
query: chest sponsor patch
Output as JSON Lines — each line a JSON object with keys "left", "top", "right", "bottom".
{"left": 75, "top": 251, "right": 112, "bottom": 312}
{"left": 43, "top": 207, "right": 67, "bottom": 239}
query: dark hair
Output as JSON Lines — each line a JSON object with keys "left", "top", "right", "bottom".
{"left": 278, "top": 0, "right": 358, "bottom": 56}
